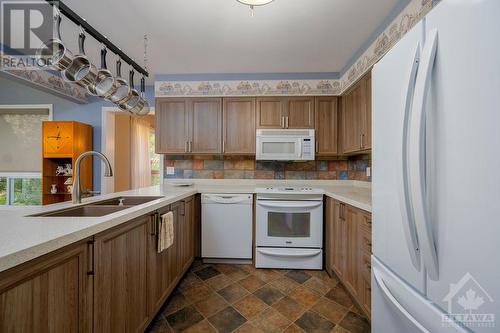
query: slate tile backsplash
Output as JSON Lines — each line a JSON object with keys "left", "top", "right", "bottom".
{"left": 164, "top": 155, "right": 371, "bottom": 181}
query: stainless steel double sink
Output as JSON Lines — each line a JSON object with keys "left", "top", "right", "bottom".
{"left": 30, "top": 196, "right": 164, "bottom": 217}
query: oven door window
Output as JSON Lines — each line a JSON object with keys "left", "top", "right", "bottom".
{"left": 267, "top": 212, "right": 310, "bottom": 237}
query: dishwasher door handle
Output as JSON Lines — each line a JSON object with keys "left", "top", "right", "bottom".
{"left": 203, "top": 194, "right": 252, "bottom": 204}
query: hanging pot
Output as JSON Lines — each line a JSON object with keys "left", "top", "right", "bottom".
{"left": 87, "top": 47, "right": 117, "bottom": 97}
{"left": 63, "top": 30, "right": 97, "bottom": 87}
{"left": 118, "top": 70, "right": 140, "bottom": 112}
{"left": 36, "top": 13, "right": 74, "bottom": 71}
{"left": 128, "top": 77, "right": 150, "bottom": 115}
{"left": 109, "top": 59, "right": 130, "bottom": 103}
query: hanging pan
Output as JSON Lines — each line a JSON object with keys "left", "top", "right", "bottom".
{"left": 118, "top": 70, "right": 140, "bottom": 112}
{"left": 63, "top": 29, "right": 97, "bottom": 87}
{"left": 87, "top": 47, "right": 117, "bottom": 98}
{"left": 36, "top": 12, "right": 74, "bottom": 71}
{"left": 109, "top": 59, "right": 130, "bottom": 103}
{"left": 130, "top": 77, "right": 150, "bottom": 115}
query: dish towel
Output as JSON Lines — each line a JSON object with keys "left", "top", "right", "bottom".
{"left": 158, "top": 211, "right": 174, "bottom": 253}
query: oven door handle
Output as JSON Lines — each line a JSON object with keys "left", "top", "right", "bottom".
{"left": 257, "top": 201, "right": 322, "bottom": 209}
{"left": 257, "top": 248, "right": 322, "bottom": 258}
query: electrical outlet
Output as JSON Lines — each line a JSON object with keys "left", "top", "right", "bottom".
{"left": 366, "top": 167, "right": 371, "bottom": 177}
{"left": 166, "top": 167, "right": 175, "bottom": 175}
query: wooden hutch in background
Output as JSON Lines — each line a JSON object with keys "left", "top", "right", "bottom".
{"left": 41, "top": 121, "right": 93, "bottom": 205}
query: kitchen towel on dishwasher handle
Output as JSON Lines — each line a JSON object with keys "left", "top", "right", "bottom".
{"left": 158, "top": 211, "right": 174, "bottom": 253}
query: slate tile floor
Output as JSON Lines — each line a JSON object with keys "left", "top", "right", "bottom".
{"left": 147, "top": 261, "right": 370, "bottom": 333}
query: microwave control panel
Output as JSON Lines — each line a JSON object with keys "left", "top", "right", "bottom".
{"left": 302, "top": 138, "right": 314, "bottom": 159}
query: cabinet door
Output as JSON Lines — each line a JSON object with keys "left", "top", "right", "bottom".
{"left": 223, "top": 98, "right": 256, "bottom": 154}
{"left": 94, "top": 216, "right": 149, "bottom": 333}
{"left": 344, "top": 205, "right": 359, "bottom": 298}
{"left": 360, "top": 73, "right": 372, "bottom": 150}
{"left": 285, "top": 97, "right": 315, "bottom": 129}
{"left": 256, "top": 97, "right": 285, "bottom": 128}
{"left": 193, "top": 195, "right": 201, "bottom": 258}
{"left": 184, "top": 197, "right": 195, "bottom": 264}
{"left": 147, "top": 206, "right": 179, "bottom": 316}
{"left": 0, "top": 240, "right": 92, "bottom": 333}
{"left": 341, "top": 85, "right": 362, "bottom": 154}
{"left": 42, "top": 121, "right": 74, "bottom": 157}
{"left": 315, "top": 97, "right": 339, "bottom": 155}
{"left": 332, "top": 201, "right": 347, "bottom": 279}
{"left": 156, "top": 99, "right": 189, "bottom": 153}
{"left": 325, "top": 197, "right": 335, "bottom": 276}
{"left": 190, "top": 98, "right": 222, "bottom": 154}
{"left": 171, "top": 201, "right": 186, "bottom": 275}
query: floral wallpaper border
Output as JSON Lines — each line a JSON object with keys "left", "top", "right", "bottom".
{"left": 1, "top": 54, "right": 89, "bottom": 103}
{"left": 155, "top": 0, "right": 434, "bottom": 98}
{"left": 155, "top": 79, "right": 342, "bottom": 97}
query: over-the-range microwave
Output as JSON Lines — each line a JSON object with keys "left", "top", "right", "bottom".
{"left": 256, "top": 129, "right": 315, "bottom": 161}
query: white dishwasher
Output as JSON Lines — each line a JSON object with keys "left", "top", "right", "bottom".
{"left": 201, "top": 194, "right": 253, "bottom": 261}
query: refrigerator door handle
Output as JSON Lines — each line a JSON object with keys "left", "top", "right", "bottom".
{"left": 398, "top": 42, "right": 422, "bottom": 271}
{"left": 373, "top": 266, "right": 431, "bottom": 333}
{"left": 408, "top": 28, "right": 439, "bottom": 280}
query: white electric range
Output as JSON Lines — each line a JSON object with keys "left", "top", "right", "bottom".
{"left": 255, "top": 186, "right": 324, "bottom": 269}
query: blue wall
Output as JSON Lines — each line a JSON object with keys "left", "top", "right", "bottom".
{"left": 0, "top": 74, "right": 156, "bottom": 191}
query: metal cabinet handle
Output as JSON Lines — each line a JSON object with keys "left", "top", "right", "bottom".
{"left": 151, "top": 212, "right": 159, "bottom": 236}
{"left": 189, "top": 141, "right": 192, "bottom": 153}
{"left": 222, "top": 140, "right": 225, "bottom": 153}
{"left": 286, "top": 116, "right": 289, "bottom": 128}
{"left": 281, "top": 116, "right": 284, "bottom": 128}
{"left": 316, "top": 140, "right": 319, "bottom": 153}
{"left": 360, "top": 134, "right": 363, "bottom": 149}
{"left": 87, "top": 240, "right": 94, "bottom": 276}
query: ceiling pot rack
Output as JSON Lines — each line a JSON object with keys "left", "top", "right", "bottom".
{"left": 43, "top": 0, "right": 150, "bottom": 115}
{"left": 45, "top": 0, "right": 148, "bottom": 77}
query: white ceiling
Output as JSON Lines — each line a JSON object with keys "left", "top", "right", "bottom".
{"left": 60, "top": 0, "right": 407, "bottom": 81}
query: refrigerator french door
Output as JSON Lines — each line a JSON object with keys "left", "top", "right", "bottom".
{"left": 372, "top": 0, "right": 500, "bottom": 332}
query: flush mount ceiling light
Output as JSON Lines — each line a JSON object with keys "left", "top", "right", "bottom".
{"left": 236, "top": 0, "right": 275, "bottom": 16}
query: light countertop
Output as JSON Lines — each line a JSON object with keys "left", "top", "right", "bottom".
{"left": 0, "top": 180, "right": 371, "bottom": 273}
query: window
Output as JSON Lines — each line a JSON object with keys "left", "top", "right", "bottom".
{"left": 0, "top": 105, "right": 50, "bottom": 206}
{"left": 149, "top": 129, "right": 161, "bottom": 186}
{"left": 0, "top": 173, "right": 42, "bottom": 206}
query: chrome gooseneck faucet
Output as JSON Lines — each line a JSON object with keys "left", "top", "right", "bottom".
{"left": 72, "top": 151, "right": 113, "bottom": 204}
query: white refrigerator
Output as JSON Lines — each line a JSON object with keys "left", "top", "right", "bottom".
{"left": 372, "top": 0, "right": 500, "bottom": 332}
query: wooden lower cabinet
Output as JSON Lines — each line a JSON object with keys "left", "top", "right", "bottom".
{"left": 0, "top": 239, "right": 93, "bottom": 333}
{"left": 148, "top": 197, "right": 196, "bottom": 317}
{"left": 0, "top": 196, "right": 198, "bottom": 332}
{"left": 325, "top": 197, "right": 372, "bottom": 318}
{"left": 94, "top": 215, "right": 150, "bottom": 333}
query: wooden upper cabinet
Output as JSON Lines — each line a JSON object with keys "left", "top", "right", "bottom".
{"left": 191, "top": 98, "right": 222, "bottom": 154}
{"left": 341, "top": 72, "right": 371, "bottom": 154}
{"left": 256, "top": 97, "right": 314, "bottom": 129}
{"left": 223, "top": 98, "right": 256, "bottom": 154}
{"left": 156, "top": 98, "right": 222, "bottom": 154}
{"left": 285, "top": 97, "right": 315, "bottom": 129}
{"left": 315, "top": 97, "right": 339, "bottom": 155}
{"left": 256, "top": 97, "right": 285, "bottom": 128}
{"left": 156, "top": 99, "right": 189, "bottom": 153}
{"left": 0, "top": 239, "right": 93, "bottom": 333}
{"left": 94, "top": 215, "right": 149, "bottom": 333}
